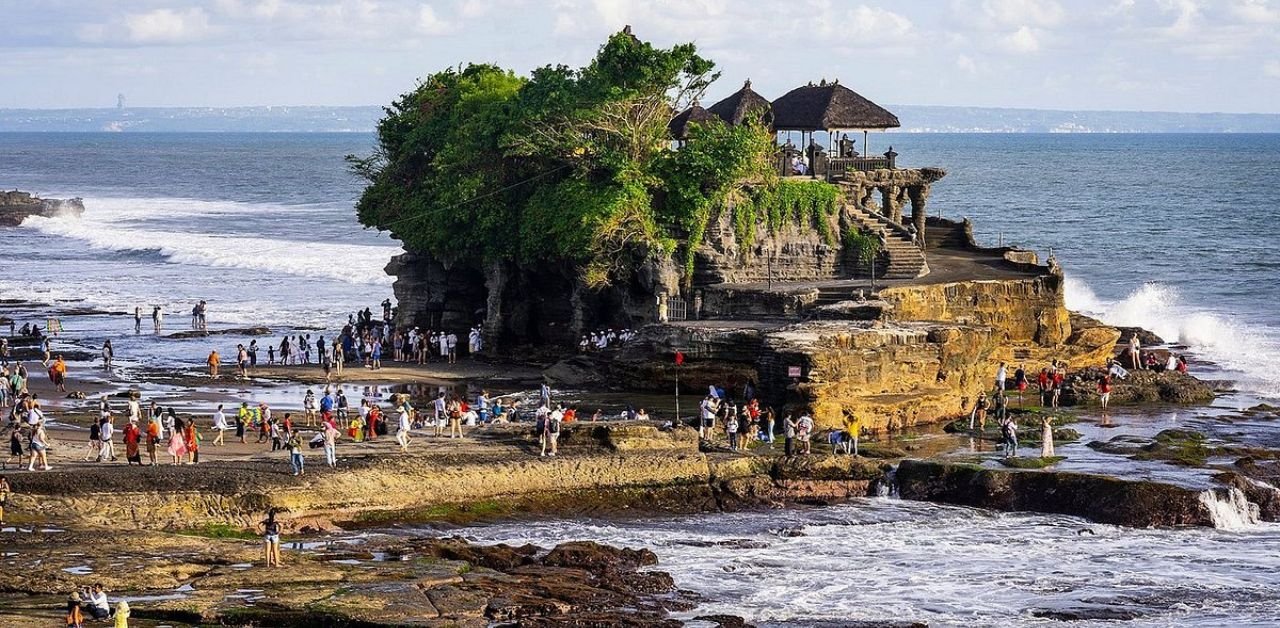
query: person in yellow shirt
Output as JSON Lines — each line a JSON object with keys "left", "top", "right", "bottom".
{"left": 50, "top": 355, "right": 68, "bottom": 393}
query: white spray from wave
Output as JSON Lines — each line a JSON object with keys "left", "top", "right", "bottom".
{"left": 1065, "top": 276, "right": 1280, "bottom": 399}
{"left": 21, "top": 197, "right": 401, "bottom": 286}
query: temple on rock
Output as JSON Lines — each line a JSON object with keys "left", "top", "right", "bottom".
{"left": 366, "top": 29, "right": 1117, "bottom": 431}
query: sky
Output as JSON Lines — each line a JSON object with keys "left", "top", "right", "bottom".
{"left": 2, "top": 0, "right": 1279, "bottom": 113}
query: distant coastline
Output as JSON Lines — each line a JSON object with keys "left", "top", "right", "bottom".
{"left": 2, "top": 104, "right": 1279, "bottom": 133}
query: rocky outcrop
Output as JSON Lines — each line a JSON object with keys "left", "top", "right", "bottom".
{"left": 896, "top": 459, "right": 1226, "bottom": 527}
{"left": 1063, "top": 367, "right": 1215, "bottom": 406}
{"left": 0, "top": 190, "right": 84, "bottom": 226}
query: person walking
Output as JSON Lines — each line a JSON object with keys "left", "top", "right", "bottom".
{"left": 207, "top": 350, "right": 220, "bottom": 379}
{"left": 212, "top": 404, "right": 228, "bottom": 446}
{"left": 543, "top": 407, "right": 561, "bottom": 457}
{"left": 122, "top": 419, "right": 141, "bottom": 465}
{"left": 84, "top": 411, "right": 102, "bottom": 462}
{"left": 145, "top": 414, "right": 160, "bottom": 466}
{"left": 28, "top": 421, "right": 51, "bottom": 471}
{"left": 395, "top": 404, "right": 411, "bottom": 452}
{"left": 0, "top": 474, "right": 10, "bottom": 525}
{"left": 167, "top": 417, "right": 188, "bottom": 465}
{"left": 133, "top": 307, "right": 142, "bottom": 334}
{"left": 1000, "top": 415, "right": 1019, "bottom": 459}
{"left": 98, "top": 414, "right": 116, "bottom": 462}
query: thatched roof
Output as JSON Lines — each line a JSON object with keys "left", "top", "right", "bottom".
{"left": 707, "top": 79, "right": 773, "bottom": 127}
{"left": 668, "top": 103, "right": 718, "bottom": 140}
{"left": 771, "top": 81, "right": 900, "bottom": 131}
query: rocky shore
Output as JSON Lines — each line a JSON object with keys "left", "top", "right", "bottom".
{"left": 0, "top": 190, "right": 83, "bottom": 227}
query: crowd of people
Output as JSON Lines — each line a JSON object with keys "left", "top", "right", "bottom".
{"left": 577, "top": 329, "right": 637, "bottom": 352}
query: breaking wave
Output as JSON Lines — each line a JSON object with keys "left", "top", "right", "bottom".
{"left": 1065, "top": 276, "right": 1280, "bottom": 399}
{"left": 20, "top": 197, "right": 399, "bottom": 286}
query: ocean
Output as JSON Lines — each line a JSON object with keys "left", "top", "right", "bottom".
{"left": 1, "top": 132, "right": 1278, "bottom": 398}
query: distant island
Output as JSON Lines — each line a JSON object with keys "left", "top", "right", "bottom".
{"left": 2, "top": 104, "right": 1277, "bottom": 134}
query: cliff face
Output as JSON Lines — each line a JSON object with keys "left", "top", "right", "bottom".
{"left": 0, "top": 190, "right": 84, "bottom": 226}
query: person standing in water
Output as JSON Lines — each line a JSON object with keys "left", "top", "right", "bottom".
{"left": 101, "top": 340, "right": 113, "bottom": 370}
{"left": 1041, "top": 415, "right": 1055, "bottom": 457}
{"left": 133, "top": 307, "right": 141, "bottom": 334}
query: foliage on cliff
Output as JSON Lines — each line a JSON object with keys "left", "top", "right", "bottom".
{"left": 351, "top": 29, "right": 797, "bottom": 285}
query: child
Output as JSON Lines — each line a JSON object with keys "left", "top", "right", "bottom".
{"left": 114, "top": 600, "right": 131, "bottom": 628}
{"left": 65, "top": 591, "right": 84, "bottom": 628}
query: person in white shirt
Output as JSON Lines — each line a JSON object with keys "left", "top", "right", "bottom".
{"left": 432, "top": 393, "right": 447, "bottom": 437}
{"left": 445, "top": 333, "right": 458, "bottom": 364}
{"left": 698, "top": 396, "right": 718, "bottom": 438}
{"left": 99, "top": 416, "right": 116, "bottom": 462}
{"left": 212, "top": 404, "right": 229, "bottom": 446}
{"left": 84, "top": 583, "right": 110, "bottom": 620}
{"left": 542, "top": 406, "right": 563, "bottom": 457}
{"left": 396, "top": 406, "right": 412, "bottom": 452}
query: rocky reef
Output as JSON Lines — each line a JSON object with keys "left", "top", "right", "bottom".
{"left": 0, "top": 190, "right": 83, "bottom": 226}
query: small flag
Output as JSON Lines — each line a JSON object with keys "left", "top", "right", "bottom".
{"left": 674, "top": 351, "right": 684, "bottom": 365}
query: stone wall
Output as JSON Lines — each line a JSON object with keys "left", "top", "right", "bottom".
{"left": 878, "top": 275, "right": 1070, "bottom": 346}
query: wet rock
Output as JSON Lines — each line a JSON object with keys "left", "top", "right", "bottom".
{"left": 896, "top": 459, "right": 1216, "bottom": 527}
{"left": 544, "top": 355, "right": 607, "bottom": 387}
{"left": 1063, "top": 368, "right": 1214, "bottom": 407}
{"left": 415, "top": 537, "right": 538, "bottom": 571}
{"left": 693, "top": 615, "right": 756, "bottom": 628}
{"left": 1032, "top": 607, "right": 1142, "bottom": 621}
{"left": 542, "top": 541, "right": 657, "bottom": 572}
{"left": 0, "top": 191, "right": 84, "bottom": 227}
{"left": 165, "top": 326, "right": 271, "bottom": 339}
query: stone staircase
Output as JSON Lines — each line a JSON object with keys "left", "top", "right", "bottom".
{"left": 844, "top": 204, "right": 929, "bottom": 280}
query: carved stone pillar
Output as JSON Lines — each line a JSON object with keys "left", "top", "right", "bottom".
{"left": 880, "top": 185, "right": 900, "bottom": 222}
{"left": 908, "top": 183, "right": 931, "bottom": 247}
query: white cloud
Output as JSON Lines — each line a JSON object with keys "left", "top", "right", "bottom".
{"left": 981, "top": 0, "right": 1064, "bottom": 28}
{"left": 956, "top": 54, "right": 978, "bottom": 73}
{"left": 1232, "top": 0, "right": 1280, "bottom": 23}
{"left": 1000, "top": 25, "right": 1041, "bottom": 52}
{"left": 123, "top": 8, "right": 213, "bottom": 44}
{"left": 418, "top": 5, "right": 451, "bottom": 34}
{"left": 1156, "top": 0, "right": 1201, "bottom": 36}
{"left": 1265, "top": 60, "right": 1280, "bottom": 78}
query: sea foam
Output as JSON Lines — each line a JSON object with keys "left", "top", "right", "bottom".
{"left": 21, "top": 197, "right": 400, "bottom": 286}
{"left": 1065, "top": 276, "right": 1280, "bottom": 399}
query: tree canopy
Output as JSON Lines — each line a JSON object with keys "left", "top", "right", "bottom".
{"left": 351, "top": 28, "right": 781, "bottom": 286}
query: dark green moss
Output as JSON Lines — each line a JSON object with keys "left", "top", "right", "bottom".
{"left": 998, "top": 456, "right": 1066, "bottom": 469}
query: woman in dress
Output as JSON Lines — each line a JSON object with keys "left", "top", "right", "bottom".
{"left": 1041, "top": 415, "right": 1055, "bottom": 457}
{"left": 167, "top": 417, "right": 188, "bottom": 465}
{"left": 183, "top": 420, "right": 199, "bottom": 465}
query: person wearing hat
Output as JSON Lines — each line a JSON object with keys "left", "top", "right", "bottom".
{"left": 970, "top": 391, "right": 990, "bottom": 433}
{"left": 66, "top": 590, "right": 84, "bottom": 627}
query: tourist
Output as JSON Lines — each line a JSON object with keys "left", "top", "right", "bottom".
{"left": 1037, "top": 367, "right": 1050, "bottom": 395}
{"left": 1000, "top": 415, "right": 1018, "bottom": 459}
{"left": 1098, "top": 374, "right": 1112, "bottom": 409}
{"left": 133, "top": 307, "right": 141, "bottom": 334}
{"left": 83, "top": 583, "right": 110, "bottom": 621}
{"left": 725, "top": 407, "right": 739, "bottom": 450}
{"left": 167, "top": 416, "right": 188, "bottom": 465}
{"left": 6, "top": 428, "right": 24, "bottom": 470}
{"left": 235, "top": 402, "right": 249, "bottom": 444}
{"left": 122, "top": 419, "right": 142, "bottom": 465}
{"left": 797, "top": 413, "right": 814, "bottom": 455}
{"left": 184, "top": 419, "right": 199, "bottom": 464}
{"left": 1051, "top": 368, "right": 1065, "bottom": 409}
{"left": 84, "top": 408, "right": 102, "bottom": 462}
{"left": 0, "top": 474, "right": 9, "bottom": 524}
{"left": 1041, "top": 415, "right": 1055, "bottom": 457}
{"left": 543, "top": 405, "right": 562, "bottom": 457}
{"left": 396, "top": 404, "right": 411, "bottom": 452}
{"left": 635, "top": 407, "right": 649, "bottom": 420}
{"left": 260, "top": 510, "right": 282, "bottom": 568}
{"left": 145, "top": 413, "right": 160, "bottom": 466}
{"left": 50, "top": 355, "right": 67, "bottom": 393}
{"left": 370, "top": 339, "right": 382, "bottom": 370}
{"left": 99, "top": 413, "right": 116, "bottom": 462}
{"left": 28, "top": 420, "right": 51, "bottom": 470}
{"left": 207, "top": 349, "right": 220, "bottom": 379}
{"left": 101, "top": 340, "right": 113, "bottom": 370}
{"left": 1107, "top": 358, "right": 1129, "bottom": 380}
{"left": 267, "top": 345, "right": 275, "bottom": 365}
{"left": 152, "top": 305, "right": 163, "bottom": 333}
{"left": 698, "top": 395, "right": 718, "bottom": 438}
{"left": 237, "top": 344, "right": 249, "bottom": 379}
{"left": 995, "top": 362, "right": 1007, "bottom": 392}
{"left": 1176, "top": 355, "right": 1188, "bottom": 373}
{"left": 41, "top": 337, "right": 51, "bottom": 367}
{"left": 113, "top": 600, "right": 130, "bottom": 628}
{"left": 322, "top": 419, "right": 338, "bottom": 468}
{"left": 287, "top": 429, "right": 304, "bottom": 476}
{"left": 448, "top": 395, "right": 463, "bottom": 439}
{"left": 1165, "top": 353, "right": 1179, "bottom": 372}
{"left": 270, "top": 418, "right": 283, "bottom": 451}
{"left": 446, "top": 331, "right": 458, "bottom": 364}
{"left": 66, "top": 591, "right": 84, "bottom": 628}
{"left": 211, "top": 404, "right": 228, "bottom": 446}
{"left": 1128, "top": 333, "right": 1142, "bottom": 369}
{"left": 1014, "top": 363, "right": 1028, "bottom": 404}
{"left": 970, "top": 391, "right": 989, "bottom": 432}
{"left": 993, "top": 389, "right": 1008, "bottom": 425}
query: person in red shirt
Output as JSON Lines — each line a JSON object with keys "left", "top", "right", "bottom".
{"left": 123, "top": 421, "right": 142, "bottom": 465}
{"left": 1097, "top": 374, "right": 1112, "bottom": 409}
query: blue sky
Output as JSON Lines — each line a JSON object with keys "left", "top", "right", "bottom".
{"left": 3, "top": 0, "right": 1278, "bottom": 113}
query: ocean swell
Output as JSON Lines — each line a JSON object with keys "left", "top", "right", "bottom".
{"left": 1065, "top": 276, "right": 1280, "bottom": 399}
